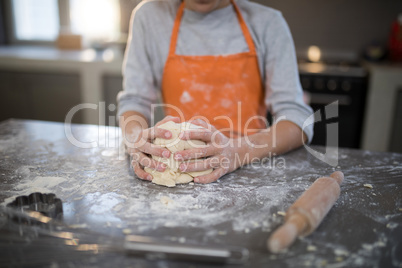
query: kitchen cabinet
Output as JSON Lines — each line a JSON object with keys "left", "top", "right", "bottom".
{"left": 0, "top": 70, "right": 83, "bottom": 123}
{"left": 390, "top": 88, "right": 402, "bottom": 152}
{"left": 102, "top": 74, "right": 165, "bottom": 126}
{"left": 102, "top": 75, "right": 123, "bottom": 126}
{"left": 0, "top": 46, "right": 123, "bottom": 125}
{"left": 361, "top": 63, "right": 402, "bottom": 152}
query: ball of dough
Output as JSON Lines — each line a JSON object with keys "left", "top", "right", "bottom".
{"left": 144, "top": 121, "right": 213, "bottom": 187}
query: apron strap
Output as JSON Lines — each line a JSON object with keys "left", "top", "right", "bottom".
{"left": 168, "top": 2, "right": 185, "bottom": 56}
{"left": 168, "top": 0, "right": 257, "bottom": 56}
{"left": 230, "top": 0, "right": 257, "bottom": 54}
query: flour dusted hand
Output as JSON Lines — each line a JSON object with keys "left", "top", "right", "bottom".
{"left": 145, "top": 121, "right": 213, "bottom": 187}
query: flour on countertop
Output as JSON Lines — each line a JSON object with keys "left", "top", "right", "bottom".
{"left": 3, "top": 166, "right": 71, "bottom": 205}
{"left": 2, "top": 159, "right": 294, "bottom": 234}
{"left": 1, "top": 120, "right": 402, "bottom": 267}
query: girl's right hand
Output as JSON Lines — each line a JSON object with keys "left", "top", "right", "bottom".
{"left": 127, "top": 116, "right": 181, "bottom": 181}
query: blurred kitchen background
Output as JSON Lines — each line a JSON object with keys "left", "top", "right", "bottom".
{"left": 0, "top": 0, "right": 401, "bottom": 152}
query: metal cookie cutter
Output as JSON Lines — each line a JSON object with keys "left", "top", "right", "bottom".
{"left": 7, "top": 192, "right": 63, "bottom": 219}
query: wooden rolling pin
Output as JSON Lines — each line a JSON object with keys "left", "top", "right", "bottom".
{"left": 267, "top": 171, "right": 344, "bottom": 253}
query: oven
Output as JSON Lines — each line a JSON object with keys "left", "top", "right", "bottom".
{"left": 299, "top": 63, "right": 368, "bottom": 148}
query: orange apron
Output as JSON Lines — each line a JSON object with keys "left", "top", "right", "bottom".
{"left": 161, "top": 0, "right": 266, "bottom": 137}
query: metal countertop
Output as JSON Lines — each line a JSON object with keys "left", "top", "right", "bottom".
{"left": 0, "top": 119, "right": 401, "bottom": 267}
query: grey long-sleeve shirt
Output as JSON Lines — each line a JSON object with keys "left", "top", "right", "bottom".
{"left": 117, "top": 0, "right": 314, "bottom": 142}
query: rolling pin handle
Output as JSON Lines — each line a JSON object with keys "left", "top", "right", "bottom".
{"left": 267, "top": 214, "right": 307, "bottom": 253}
{"left": 330, "top": 171, "right": 344, "bottom": 185}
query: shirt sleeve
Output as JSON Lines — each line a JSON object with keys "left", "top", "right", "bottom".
{"left": 264, "top": 12, "right": 314, "bottom": 143}
{"left": 117, "top": 6, "right": 158, "bottom": 124}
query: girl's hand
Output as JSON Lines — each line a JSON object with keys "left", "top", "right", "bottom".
{"left": 127, "top": 116, "right": 181, "bottom": 181}
{"left": 175, "top": 119, "right": 241, "bottom": 184}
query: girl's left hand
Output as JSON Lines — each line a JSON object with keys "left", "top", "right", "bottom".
{"left": 174, "top": 119, "right": 241, "bottom": 184}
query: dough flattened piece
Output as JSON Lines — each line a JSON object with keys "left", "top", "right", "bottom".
{"left": 175, "top": 173, "right": 193, "bottom": 184}
{"left": 145, "top": 167, "right": 176, "bottom": 187}
{"left": 152, "top": 177, "right": 175, "bottom": 187}
{"left": 188, "top": 169, "right": 214, "bottom": 177}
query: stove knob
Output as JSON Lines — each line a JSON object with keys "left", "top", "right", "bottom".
{"left": 301, "top": 77, "right": 311, "bottom": 89}
{"left": 327, "top": 79, "right": 337, "bottom": 91}
{"left": 341, "top": 81, "right": 351, "bottom": 91}
{"left": 314, "top": 78, "right": 325, "bottom": 90}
